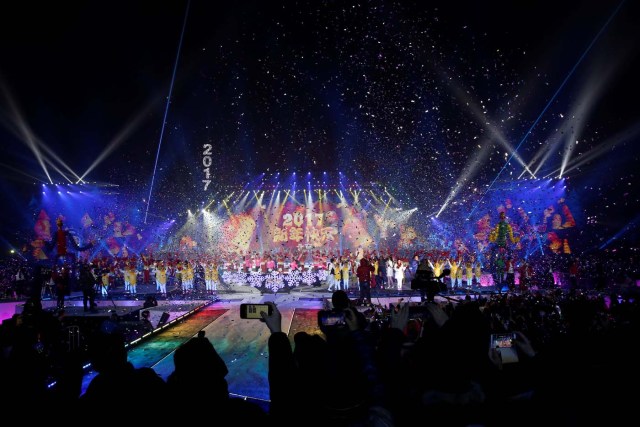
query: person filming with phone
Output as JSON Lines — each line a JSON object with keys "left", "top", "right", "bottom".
{"left": 260, "top": 293, "right": 392, "bottom": 426}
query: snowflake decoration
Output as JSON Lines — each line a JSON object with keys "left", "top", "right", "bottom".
{"left": 286, "top": 270, "right": 302, "bottom": 288}
{"left": 316, "top": 269, "right": 329, "bottom": 282}
{"left": 247, "top": 273, "right": 264, "bottom": 289}
{"left": 229, "top": 271, "right": 247, "bottom": 285}
{"left": 221, "top": 270, "right": 233, "bottom": 285}
{"left": 301, "top": 270, "right": 317, "bottom": 286}
{"left": 265, "top": 271, "right": 285, "bottom": 292}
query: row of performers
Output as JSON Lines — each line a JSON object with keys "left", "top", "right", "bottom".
{"left": 73, "top": 253, "right": 489, "bottom": 282}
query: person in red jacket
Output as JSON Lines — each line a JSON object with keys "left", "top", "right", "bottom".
{"left": 356, "top": 258, "right": 374, "bottom": 304}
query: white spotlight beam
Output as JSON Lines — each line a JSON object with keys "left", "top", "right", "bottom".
{"left": 560, "top": 56, "right": 622, "bottom": 177}
{"left": 467, "top": 0, "right": 625, "bottom": 219}
{"left": 441, "top": 71, "right": 535, "bottom": 176}
{"left": 0, "top": 82, "right": 53, "bottom": 183}
{"left": 0, "top": 161, "right": 47, "bottom": 183}
{"left": 43, "top": 157, "right": 73, "bottom": 183}
{"left": 78, "top": 106, "right": 151, "bottom": 182}
{"left": 545, "top": 122, "right": 640, "bottom": 178}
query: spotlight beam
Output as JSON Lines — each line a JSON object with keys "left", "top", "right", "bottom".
{"left": 559, "top": 57, "right": 622, "bottom": 178}
{"left": 599, "top": 214, "right": 640, "bottom": 250}
{"left": 0, "top": 82, "right": 53, "bottom": 183}
{"left": 468, "top": 0, "right": 625, "bottom": 220}
{"left": 0, "top": 161, "right": 47, "bottom": 183}
{"left": 78, "top": 105, "right": 152, "bottom": 183}
{"left": 523, "top": 53, "right": 623, "bottom": 180}
{"left": 204, "top": 191, "right": 221, "bottom": 210}
{"left": 519, "top": 141, "right": 551, "bottom": 179}
{"left": 144, "top": 0, "right": 190, "bottom": 224}
{"left": 0, "top": 80, "right": 89, "bottom": 183}
{"left": 34, "top": 140, "right": 84, "bottom": 183}
{"left": 441, "top": 70, "right": 534, "bottom": 176}
{"left": 544, "top": 122, "right": 640, "bottom": 178}
{"left": 43, "top": 157, "right": 73, "bottom": 183}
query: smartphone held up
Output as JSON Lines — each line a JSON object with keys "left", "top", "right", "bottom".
{"left": 240, "top": 303, "right": 273, "bottom": 319}
{"left": 490, "top": 333, "right": 519, "bottom": 364}
{"left": 317, "top": 309, "right": 346, "bottom": 328}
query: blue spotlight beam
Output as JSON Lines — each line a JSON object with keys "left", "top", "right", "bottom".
{"left": 599, "top": 214, "right": 640, "bottom": 250}
{"left": 467, "top": 0, "right": 626, "bottom": 220}
{"left": 144, "top": 0, "right": 191, "bottom": 224}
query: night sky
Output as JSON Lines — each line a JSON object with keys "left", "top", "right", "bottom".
{"left": 1, "top": 0, "right": 638, "bottom": 252}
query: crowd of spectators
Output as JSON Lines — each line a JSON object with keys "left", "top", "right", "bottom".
{"left": 0, "top": 247, "right": 638, "bottom": 424}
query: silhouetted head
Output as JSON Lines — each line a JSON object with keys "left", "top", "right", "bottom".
{"left": 331, "top": 290, "right": 351, "bottom": 311}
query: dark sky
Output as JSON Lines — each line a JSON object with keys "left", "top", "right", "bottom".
{"left": 1, "top": 0, "right": 638, "bottom": 249}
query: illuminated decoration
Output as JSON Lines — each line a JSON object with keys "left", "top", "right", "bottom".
{"left": 168, "top": 185, "right": 417, "bottom": 256}
{"left": 398, "top": 225, "right": 419, "bottom": 249}
{"left": 28, "top": 183, "right": 151, "bottom": 260}
{"left": 488, "top": 211, "right": 519, "bottom": 251}
{"left": 179, "top": 235, "right": 197, "bottom": 250}
{"left": 45, "top": 216, "right": 95, "bottom": 262}
{"left": 32, "top": 210, "right": 52, "bottom": 260}
{"left": 469, "top": 179, "right": 578, "bottom": 259}
{"left": 25, "top": 179, "right": 580, "bottom": 265}
{"left": 539, "top": 198, "right": 576, "bottom": 254}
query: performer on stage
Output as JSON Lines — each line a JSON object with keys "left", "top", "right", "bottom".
{"left": 505, "top": 256, "right": 516, "bottom": 292}
{"left": 341, "top": 257, "right": 352, "bottom": 290}
{"left": 371, "top": 257, "right": 379, "bottom": 289}
{"left": 326, "top": 258, "right": 337, "bottom": 291}
{"left": 205, "top": 262, "right": 215, "bottom": 293}
{"left": 474, "top": 261, "right": 483, "bottom": 287}
{"left": 100, "top": 267, "right": 110, "bottom": 297}
{"left": 386, "top": 257, "right": 395, "bottom": 289}
{"left": 142, "top": 255, "right": 152, "bottom": 285}
{"left": 447, "top": 258, "right": 462, "bottom": 290}
{"left": 394, "top": 260, "right": 407, "bottom": 291}
{"left": 465, "top": 259, "right": 474, "bottom": 289}
{"left": 183, "top": 261, "right": 194, "bottom": 291}
{"left": 121, "top": 262, "right": 131, "bottom": 293}
{"left": 428, "top": 257, "right": 445, "bottom": 284}
{"left": 127, "top": 263, "right": 138, "bottom": 295}
{"left": 52, "top": 264, "right": 70, "bottom": 309}
{"left": 518, "top": 260, "right": 533, "bottom": 291}
{"left": 156, "top": 262, "right": 168, "bottom": 297}
{"left": 211, "top": 262, "right": 220, "bottom": 292}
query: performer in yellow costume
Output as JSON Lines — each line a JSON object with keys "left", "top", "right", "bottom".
{"left": 156, "top": 263, "right": 167, "bottom": 297}
{"left": 183, "top": 261, "right": 194, "bottom": 291}
{"left": 211, "top": 262, "right": 220, "bottom": 292}
{"left": 205, "top": 263, "right": 214, "bottom": 293}
{"left": 127, "top": 265, "right": 138, "bottom": 295}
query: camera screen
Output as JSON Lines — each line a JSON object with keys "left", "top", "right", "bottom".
{"left": 319, "top": 311, "right": 345, "bottom": 327}
{"left": 491, "top": 333, "right": 514, "bottom": 348}
{"left": 241, "top": 304, "right": 270, "bottom": 319}
{"left": 490, "top": 333, "right": 519, "bottom": 363}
